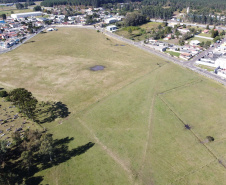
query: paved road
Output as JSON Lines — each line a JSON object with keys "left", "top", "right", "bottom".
{"left": 100, "top": 28, "right": 226, "bottom": 85}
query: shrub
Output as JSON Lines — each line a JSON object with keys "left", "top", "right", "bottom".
{"left": 185, "top": 124, "right": 191, "bottom": 130}
{"left": 0, "top": 90, "right": 8, "bottom": 97}
{"left": 206, "top": 136, "right": 214, "bottom": 142}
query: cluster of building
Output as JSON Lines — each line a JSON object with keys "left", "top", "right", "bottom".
{"left": 196, "top": 41, "right": 226, "bottom": 78}
{"left": 145, "top": 39, "right": 203, "bottom": 60}
{"left": 43, "top": 6, "right": 123, "bottom": 26}
{"left": 0, "top": 12, "right": 46, "bottom": 49}
{"left": 0, "top": 6, "right": 125, "bottom": 49}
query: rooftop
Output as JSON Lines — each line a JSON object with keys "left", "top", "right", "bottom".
{"left": 11, "top": 12, "right": 42, "bottom": 16}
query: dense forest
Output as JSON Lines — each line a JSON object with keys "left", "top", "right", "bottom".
{"left": 141, "top": 0, "right": 226, "bottom": 11}
{"left": 141, "top": 6, "right": 176, "bottom": 20}
{"left": 0, "top": 0, "right": 34, "bottom": 3}
{"left": 1, "top": 0, "right": 226, "bottom": 11}
{"left": 38, "top": 0, "right": 226, "bottom": 10}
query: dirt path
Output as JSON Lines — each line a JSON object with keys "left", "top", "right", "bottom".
{"left": 137, "top": 95, "right": 156, "bottom": 185}
{"left": 136, "top": 71, "right": 159, "bottom": 185}
{"left": 77, "top": 118, "right": 135, "bottom": 183}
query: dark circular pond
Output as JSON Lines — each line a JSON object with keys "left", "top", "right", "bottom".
{"left": 90, "top": 65, "right": 105, "bottom": 71}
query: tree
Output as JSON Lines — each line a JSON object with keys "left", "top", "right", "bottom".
{"left": 179, "top": 39, "right": 185, "bottom": 46}
{"left": 0, "top": 140, "right": 8, "bottom": 167}
{"left": 9, "top": 88, "right": 38, "bottom": 120}
{"left": 220, "top": 30, "right": 225, "bottom": 36}
{"left": 12, "top": 131, "right": 22, "bottom": 145}
{"left": 204, "top": 41, "right": 211, "bottom": 48}
{"left": 0, "top": 90, "right": 8, "bottom": 97}
{"left": 164, "top": 26, "right": 172, "bottom": 34}
{"left": 16, "top": 3, "right": 24, "bottom": 10}
{"left": 213, "top": 36, "right": 221, "bottom": 43}
{"left": 64, "top": 15, "right": 69, "bottom": 22}
{"left": 1, "top": 14, "right": 6, "bottom": 20}
{"left": 175, "top": 29, "right": 180, "bottom": 39}
{"left": 39, "top": 133, "right": 54, "bottom": 161}
{"left": 206, "top": 24, "right": 210, "bottom": 30}
{"left": 33, "top": 5, "right": 42, "bottom": 11}
{"left": 200, "top": 41, "right": 205, "bottom": 47}
{"left": 211, "top": 29, "right": 219, "bottom": 38}
{"left": 124, "top": 12, "right": 147, "bottom": 26}
{"left": 23, "top": 129, "right": 42, "bottom": 151}
{"left": 21, "top": 151, "right": 32, "bottom": 172}
{"left": 206, "top": 136, "right": 214, "bottom": 142}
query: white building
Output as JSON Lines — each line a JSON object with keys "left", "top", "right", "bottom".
{"left": 190, "top": 40, "right": 200, "bottom": 46}
{"left": 104, "top": 18, "right": 118, "bottom": 24}
{"left": 178, "top": 29, "right": 190, "bottom": 34}
{"left": 11, "top": 12, "right": 43, "bottom": 19}
{"left": 106, "top": 25, "right": 117, "bottom": 32}
{"left": 196, "top": 56, "right": 226, "bottom": 68}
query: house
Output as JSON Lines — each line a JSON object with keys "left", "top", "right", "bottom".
{"left": 106, "top": 25, "right": 117, "bottom": 32}
{"left": 104, "top": 18, "right": 118, "bottom": 24}
{"left": 178, "top": 29, "right": 190, "bottom": 34}
{"left": 180, "top": 52, "right": 192, "bottom": 60}
{"left": 196, "top": 55, "right": 226, "bottom": 69}
{"left": 164, "top": 34, "right": 172, "bottom": 40}
{"left": 202, "top": 29, "right": 209, "bottom": 34}
{"left": 190, "top": 40, "right": 200, "bottom": 46}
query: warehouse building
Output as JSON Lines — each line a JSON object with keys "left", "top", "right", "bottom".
{"left": 11, "top": 12, "right": 43, "bottom": 19}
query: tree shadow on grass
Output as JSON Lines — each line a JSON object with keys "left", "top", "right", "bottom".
{"left": 53, "top": 136, "right": 74, "bottom": 146}
{"left": 7, "top": 137, "right": 94, "bottom": 184}
{"left": 25, "top": 176, "right": 43, "bottom": 185}
{"left": 35, "top": 101, "right": 71, "bottom": 124}
{"left": 41, "top": 142, "right": 95, "bottom": 170}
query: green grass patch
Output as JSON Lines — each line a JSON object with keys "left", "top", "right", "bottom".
{"left": 0, "top": 27, "right": 226, "bottom": 184}
{"left": 0, "top": 8, "right": 33, "bottom": 15}
{"left": 140, "top": 22, "right": 162, "bottom": 31}
{"left": 197, "top": 64, "right": 215, "bottom": 72}
{"left": 165, "top": 50, "right": 180, "bottom": 57}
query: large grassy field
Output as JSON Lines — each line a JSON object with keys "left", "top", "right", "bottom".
{"left": 1, "top": 27, "right": 226, "bottom": 184}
